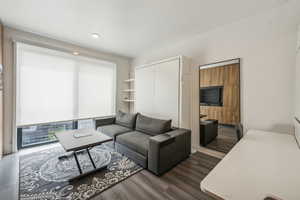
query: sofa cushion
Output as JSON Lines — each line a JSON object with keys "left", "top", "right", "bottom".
{"left": 115, "top": 110, "right": 137, "bottom": 129}
{"left": 135, "top": 114, "right": 172, "bottom": 136}
{"left": 97, "top": 124, "right": 131, "bottom": 140}
{"left": 116, "top": 131, "right": 151, "bottom": 156}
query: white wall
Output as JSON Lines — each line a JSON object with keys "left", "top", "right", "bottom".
{"left": 3, "top": 27, "right": 132, "bottom": 154}
{"left": 133, "top": 3, "right": 300, "bottom": 141}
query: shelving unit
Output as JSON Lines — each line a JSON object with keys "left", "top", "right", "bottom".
{"left": 124, "top": 78, "right": 135, "bottom": 83}
{"left": 123, "top": 76, "right": 135, "bottom": 111}
{"left": 123, "top": 99, "right": 135, "bottom": 102}
{"left": 123, "top": 89, "right": 135, "bottom": 92}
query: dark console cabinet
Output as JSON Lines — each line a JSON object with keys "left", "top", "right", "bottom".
{"left": 200, "top": 119, "right": 218, "bottom": 146}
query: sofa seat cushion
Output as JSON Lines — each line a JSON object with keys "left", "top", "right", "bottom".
{"left": 135, "top": 114, "right": 172, "bottom": 136}
{"left": 116, "top": 131, "right": 151, "bottom": 156}
{"left": 97, "top": 124, "right": 132, "bottom": 140}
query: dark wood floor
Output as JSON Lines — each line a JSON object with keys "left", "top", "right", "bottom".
{"left": 91, "top": 152, "right": 221, "bottom": 200}
{"left": 0, "top": 148, "right": 221, "bottom": 200}
{"left": 205, "top": 125, "right": 238, "bottom": 154}
{"left": 0, "top": 153, "right": 19, "bottom": 200}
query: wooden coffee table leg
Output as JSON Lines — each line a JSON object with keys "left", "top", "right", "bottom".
{"left": 58, "top": 154, "right": 72, "bottom": 160}
{"left": 68, "top": 148, "right": 108, "bottom": 182}
{"left": 86, "top": 148, "right": 97, "bottom": 169}
{"left": 69, "top": 165, "right": 107, "bottom": 182}
{"left": 73, "top": 152, "right": 83, "bottom": 174}
{"left": 58, "top": 149, "right": 86, "bottom": 160}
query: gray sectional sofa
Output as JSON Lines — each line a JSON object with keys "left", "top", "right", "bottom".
{"left": 96, "top": 111, "right": 191, "bottom": 175}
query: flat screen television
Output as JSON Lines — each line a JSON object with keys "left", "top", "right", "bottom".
{"left": 200, "top": 86, "right": 223, "bottom": 106}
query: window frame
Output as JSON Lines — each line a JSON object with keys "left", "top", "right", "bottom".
{"left": 12, "top": 41, "right": 118, "bottom": 152}
{"left": 16, "top": 118, "right": 99, "bottom": 149}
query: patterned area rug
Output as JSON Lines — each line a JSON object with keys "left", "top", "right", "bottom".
{"left": 19, "top": 145, "right": 143, "bottom": 200}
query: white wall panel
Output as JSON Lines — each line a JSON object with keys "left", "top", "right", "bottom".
{"left": 135, "top": 58, "right": 181, "bottom": 126}
{"left": 153, "top": 59, "right": 179, "bottom": 126}
{"left": 135, "top": 65, "right": 155, "bottom": 116}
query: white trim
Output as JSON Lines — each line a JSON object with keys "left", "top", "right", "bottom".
{"left": 17, "top": 115, "right": 115, "bottom": 128}
{"left": 135, "top": 55, "right": 181, "bottom": 69}
{"left": 294, "top": 117, "right": 300, "bottom": 149}
{"left": 11, "top": 39, "right": 121, "bottom": 65}
{"left": 199, "top": 59, "right": 240, "bottom": 69}
{"left": 178, "top": 57, "right": 183, "bottom": 127}
{"left": 12, "top": 42, "right": 18, "bottom": 153}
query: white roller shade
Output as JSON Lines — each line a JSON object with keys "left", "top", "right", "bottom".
{"left": 78, "top": 59, "right": 116, "bottom": 119}
{"left": 16, "top": 43, "right": 116, "bottom": 126}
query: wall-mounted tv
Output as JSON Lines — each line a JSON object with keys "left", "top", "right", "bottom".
{"left": 200, "top": 86, "right": 223, "bottom": 106}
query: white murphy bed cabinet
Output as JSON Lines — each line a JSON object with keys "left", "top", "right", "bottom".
{"left": 134, "top": 56, "right": 191, "bottom": 129}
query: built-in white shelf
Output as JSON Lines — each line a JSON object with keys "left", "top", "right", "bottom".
{"left": 124, "top": 78, "right": 135, "bottom": 83}
{"left": 123, "top": 89, "right": 135, "bottom": 92}
{"left": 123, "top": 99, "right": 135, "bottom": 102}
{"left": 123, "top": 77, "right": 135, "bottom": 109}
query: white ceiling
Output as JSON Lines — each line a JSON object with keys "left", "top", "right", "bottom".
{"left": 0, "top": 0, "right": 291, "bottom": 58}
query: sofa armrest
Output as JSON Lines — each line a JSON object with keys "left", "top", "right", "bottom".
{"left": 95, "top": 116, "right": 116, "bottom": 129}
{"left": 148, "top": 128, "right": 191, "bottom": 175}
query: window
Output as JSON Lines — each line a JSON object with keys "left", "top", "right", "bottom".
{"left": 17, "top": 119, "right": 97, "bottom": 149}
{"left": 77, "top": 119, "right": 95, "bottom": 129}
{"left": 16, "top": 43, "right": 116, "bottom": 148}
{"left": 17, "top": 121, "right": 75, "bottom": 148}
{"left": 16, "top": 43, "right": 116, "bottom": 126}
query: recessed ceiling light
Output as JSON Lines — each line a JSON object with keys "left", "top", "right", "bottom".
{"left": 73, "top": 52, "right": 79, "bottom": 55}
{"left": 91, "top": 33, "right": 100, "bottom": 39}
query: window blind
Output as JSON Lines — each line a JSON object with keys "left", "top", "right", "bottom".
{"left": 16, "top": 43, "right": 116, "bottom": 126}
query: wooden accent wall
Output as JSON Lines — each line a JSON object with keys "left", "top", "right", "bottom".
{"left": 200, "top": 64, "right": 240, "bottom": 125}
